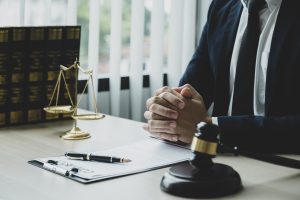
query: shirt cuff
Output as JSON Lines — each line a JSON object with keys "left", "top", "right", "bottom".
{"left": 211, "top": 117, "right": 219, "bottom": 126}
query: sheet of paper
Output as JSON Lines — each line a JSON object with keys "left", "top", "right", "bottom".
{"left": 37, "top": 138, "right": 193, "bottom": 180}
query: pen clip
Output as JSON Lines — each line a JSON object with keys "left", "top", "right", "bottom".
{"left": 47, "top": 160, "right": 58, "bottom": 165}
{"left": 65, "top": 155, "right": 85, "bottom": 160}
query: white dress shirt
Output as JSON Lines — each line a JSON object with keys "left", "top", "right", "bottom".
{"left": 212, "top": 0, "right": 282, "bottom": 125}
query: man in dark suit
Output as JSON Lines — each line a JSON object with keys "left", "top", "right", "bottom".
{"left": 143, "top": 0, "right": 300, "bottom": 153}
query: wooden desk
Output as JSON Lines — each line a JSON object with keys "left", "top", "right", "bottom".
{"left": 0, "top": 115, "right": 299, "bottom": 200}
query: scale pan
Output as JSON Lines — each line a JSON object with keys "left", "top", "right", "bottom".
{"left": 72, "top": 113, "right": 105, "bottom": 120}
{"left": 43, "top": 105, "right": 75, "bottom": 114}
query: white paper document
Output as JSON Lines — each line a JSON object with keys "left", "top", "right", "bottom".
{"left": 31, "top": 138, "right": 192, "bottom": 183}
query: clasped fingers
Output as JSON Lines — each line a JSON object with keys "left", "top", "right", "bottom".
{"left": 142, "top": 120, "right": 179, "bottom": 141}
{"left": 144, "top": 111, "right": 168, "bottom": 120}
{"left": 148, "top": 103, "right": 178, "bottom": 119}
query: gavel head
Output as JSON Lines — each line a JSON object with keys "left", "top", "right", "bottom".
{"left": 190, "top": 122, "right": 220, "bottom": 169}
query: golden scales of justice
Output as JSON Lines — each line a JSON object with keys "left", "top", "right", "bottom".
{"left": 43, "top": 59, "right": 105, "bottom": 140}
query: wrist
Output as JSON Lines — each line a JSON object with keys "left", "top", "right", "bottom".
{"left": 203, "top": 116, "right": 212, "bottom": 124}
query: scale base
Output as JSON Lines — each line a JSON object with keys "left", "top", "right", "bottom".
{"left": 161, "top": 162, "right": 242, "bottom": 198}
{"left": 61, "top": 127, "right": 91, "bottom": 140}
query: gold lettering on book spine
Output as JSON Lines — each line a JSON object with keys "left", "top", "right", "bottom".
{"left": 0, "top": 74, "right": 7, "bottom": 85}
{"left": 49, "top": 28, "right": 63, "bottom": 40}
{"left": 28, "top": 85, "right": 41, "bottom": 102}
{"left": 0, "top": 113, "right": 5, "bottom": 125}
{"left": 0, "top": 30, "right": 9, "bottom": 42}
{"left": 11, "top": 73, "right": 23, "bottom": 83}
{"left": 28, "top": 109, "right": 42, "bottom": 122}
{"left": 30, "top": 28, "right": 44, "bottom": 41}
{"left": 48, "top": 71, "right": 59, "bottom": 81}
{"left": 12, "top": 29, "right": 25, "bottom": 41}
{"left": 11, "top": 87, "right": 22, "bottom": 104}
{"left": 29, "top": 72, "right": 43, "bottom": 82}
{"left": 66, "top": 27, "right": 81, "bottom": 40}
{"left": 10, "top": 111, "right": 23, "bottom": 124}
{"left": 0, "top": 89, "right": 6, "bottom": 106}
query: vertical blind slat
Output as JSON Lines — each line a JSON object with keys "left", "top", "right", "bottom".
{"left": 167, "top": 0, "right": 184, "bottom": 87}
{"left": 109, "top": 0, "right": 123, "bottom": 116}
{"left": 130, "top": 0, "right": 145, "bottom": 121}
{"left": 181, "top": 0, "right": 196, "bottom": 73}
{"left": 19, "top": 0, "right": 25, "bottom": 26}
{"left": 44, "top": 0, "right": 52, "bottom": 25}
{"left": 66, "top": 0, "right": 77, "bottom": 25}
{"left": 87, "top": 0, "right": 100, "bottom": 110}
{"left": 149, "top": 0, "right": 164, "bottom": 95}
{"left": 24, "top": 0, "right": 31, "bottom": 26}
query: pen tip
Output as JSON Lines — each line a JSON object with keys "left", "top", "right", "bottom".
{"left": 123, "top": 158, "right": 132, "bottom": 163}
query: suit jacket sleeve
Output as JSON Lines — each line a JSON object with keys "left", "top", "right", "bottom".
{"left": 218, "top": 115, "right": 300, "bottom": 153}
{"left": 179, "top": 7, "right": 215, "bottom": 109}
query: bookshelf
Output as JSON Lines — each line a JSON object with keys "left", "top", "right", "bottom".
{"left": 0, "top": 26, "right": 81, "bottom": 127}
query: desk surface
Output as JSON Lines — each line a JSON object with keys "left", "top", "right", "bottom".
{"left": 0, "top": 115, "right": 299, "bottom": 200}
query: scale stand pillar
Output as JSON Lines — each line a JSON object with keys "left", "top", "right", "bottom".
{"left": 61, "top": 120, "right": 90, "bottom": 140}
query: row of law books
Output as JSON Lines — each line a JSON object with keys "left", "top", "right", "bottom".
{"left": 0, "top": 26, "right": 80, "bottom": 127}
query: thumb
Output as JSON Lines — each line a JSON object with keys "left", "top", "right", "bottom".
{"left": 172, "top": 87, "right": 182, "bottom": 94}
{"left": 180, "top": 84, "right": 202, "bottom": 101}
{"left": 180, "top": 87, "right": 193, "bottom": 98}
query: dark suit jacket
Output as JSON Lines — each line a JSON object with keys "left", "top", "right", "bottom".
{"left": 179, "top": 0, "right": 300, "bottom": 153}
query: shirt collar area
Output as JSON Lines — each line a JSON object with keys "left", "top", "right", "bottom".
{"left": 241, "top": 0, "right": 282, "bottom": 12}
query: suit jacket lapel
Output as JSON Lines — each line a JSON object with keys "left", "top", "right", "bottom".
{"left": 265, "top": 0, "right": 297, "bottom": 115}
{"left": 213, "top": 1, "right": 243, "bottom": 115}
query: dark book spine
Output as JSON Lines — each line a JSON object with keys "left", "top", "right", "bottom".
{"left": 61, "top": 26, "right": 81, "bottom": 119}
{"left": 26, "top": 27, "right": 46, "bottom": 123}
{"left": 44, "top": 26, "right": 65, "bottom": 121}
{"left": 9, "top": 27, "right": 27, "bottom": 125}
{"left": 0, "top": 28, "right": 10, "bottom": 127}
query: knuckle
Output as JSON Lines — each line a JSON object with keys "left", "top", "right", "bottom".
{"left": 150, "top": 112, "right": 156, "bottom": 119}
{"left": 146, "top": 98, "right": 152, "bottom": 109}
{"left": 161, "top": 86, "right": 169, "bottom": 91}
{"left": 155, "top": 87, "right": 165, "bottom": 96}
{"left": 157, "top": 86, "right": 170, "bottom": 95}
{"left": 173, "top": 98, "right": 181, "bottom": 105}
{"left": 153, "top": 96, "right": 161, "bottom": 103}
{"left": 162, "top": 86, "right": 170, "bottom": 92}
{"left": 151, "top": 112, "right": 162, "bottom": 120}
{"left": 147, "top": 97, "right": 162, "bottom": 110}
{"left": 148, "top": 104, "right": 156, "bottom": 112}
{"left": 165, "top": 109, "right": 176, "bottom": 118}
{"left": 160, "top": 92, "right": 181, "bottom": 105}
{"left": 159, "top": 92, "right": 169, "bottom": 99}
